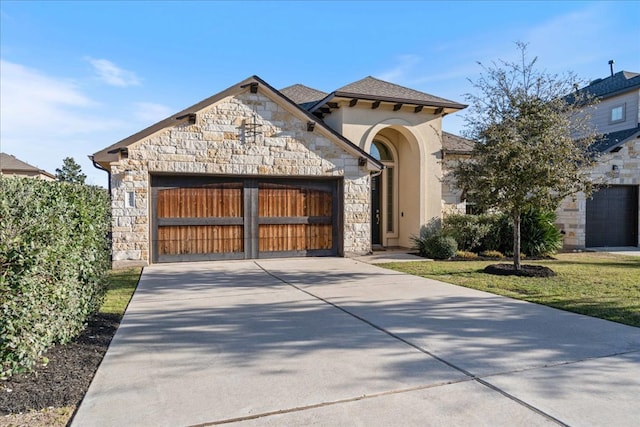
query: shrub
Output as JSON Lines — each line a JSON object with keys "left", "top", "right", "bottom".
{"left": 480, "top": 250, "right": 505, "bottom": 259}
{"left": 442, "top": 214, "right": 491, "bottom": 252}
{"left": 520, "top": 208, "right": 563, "bottom": 256}
{"left": 0, "top": 177, "right": 111, "bottom": 378}
{"left": 479, "top": 214, "right": 512, "bottom": 252}
{"left": 444, "top": 210, "right": 562, "bottom": 257}
{"left": 412, "top": 229, "right": 458, "bottom": 260}
{"left": 456, "top": 250, "right": 479, "bottom": 260}
{"left": 423, "top": 235, "right": 458, "bottom": 260}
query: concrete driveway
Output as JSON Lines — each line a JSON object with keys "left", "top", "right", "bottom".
{"left": 72, "top": 258, "right": 640, "bottom": 426}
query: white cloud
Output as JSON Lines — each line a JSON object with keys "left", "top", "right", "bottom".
{"left": 0, "top": 60, "right": 129, "bottom": 187}
{"left": 376, "top": 54, "right": 422, "bottom": 82}
{"left": 133, "top": 102, "right": 174, "bottom": 123}
{"left": 85, "top": 57, "right": 141, "bottom": 87}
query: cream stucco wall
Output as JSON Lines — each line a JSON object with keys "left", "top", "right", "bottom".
{"left": 322, "top": 101, "right": 445, "bottom": 247}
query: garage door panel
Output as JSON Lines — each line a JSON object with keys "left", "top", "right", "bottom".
{"left": 158, "top": 225, "right": 244, "bottom": 256}
{"left": 586, "top": 186, "right": 639, "bottom": 247}
{"left": 258, "top": 224, "right": 333, "bottom": 252}
{"left": 152, "top": 176, "right": 340, "bottom": 262}
{"left": 157, "top": 184, "right": 243, "bottom": 218}
{"left": 258, "top": 183, "right": 333, "bottom": 217}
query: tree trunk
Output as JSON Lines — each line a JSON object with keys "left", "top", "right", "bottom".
{"left": 513, "top": 209, "right": 521, "bottom": 270}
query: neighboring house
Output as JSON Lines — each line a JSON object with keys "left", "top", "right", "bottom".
{"left": 0, "top": 152, "right": 56, "bottom": 181}
{"left": 557, "top": 70, "right": 640, "bottom": 248}
{"left": 441, "top": 132, "right": 475, "bottom": 215}
{"left": 92, "top": 75, "right": 467, "bottom": 265}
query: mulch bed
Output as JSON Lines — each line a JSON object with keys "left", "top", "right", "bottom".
{"left": 0, "top": 313, "right": 121, "bottom": 415}
{"left": 484, "top": 263, "right": 557, "bottom": 277}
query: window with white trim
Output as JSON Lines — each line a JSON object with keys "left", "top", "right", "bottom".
{"left": 610, "top": 104, "right": 625, "bottom": 124}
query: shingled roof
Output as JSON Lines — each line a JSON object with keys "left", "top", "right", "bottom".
{"left": 280, "top": 84, "right": 327, "bottom": 106}
{"left": 333, "top": 76, "right": 465, "bottom": 108}
{"left": 580, "top": 71, "right": 640, "bottom": 99}
{"left": 591, "top": 125, "right": 640, "bottom": 153}
{"left": 442, "top": 132, "right": 475, "bottom": 154}
{"left": 0, "top": 152, "right": 55, "bottom": 178}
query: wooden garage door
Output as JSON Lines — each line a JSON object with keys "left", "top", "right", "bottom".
{"left": 258, "top": 182, "right": 335, "bottom": 257}
{"left": 586, "top": 186, "right": 639, "bottom": 247}
{"left": 151, "top": 176, "right": 340, "bottom": 262}
{"left": 154, "top": 180, "right": 244, "bottom": 262}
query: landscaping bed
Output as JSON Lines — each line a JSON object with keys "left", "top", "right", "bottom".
{"left": 1, "top": 268, "right": 140, "bottom": 427}
{"left": 0, "top": 314, "right": 120, "bottom": 417}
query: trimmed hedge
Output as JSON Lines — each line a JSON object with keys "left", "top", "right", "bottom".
{"left": 0, "top": 177, "right": 111, "bottom": 378}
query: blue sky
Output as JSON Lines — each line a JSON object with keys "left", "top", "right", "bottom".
{"left": 1, "top": 1, "right": 639, "bottom": 187}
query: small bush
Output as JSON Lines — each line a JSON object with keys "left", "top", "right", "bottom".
{"left": 442, "top": 214, "right": 491, "bottom": 252}
{"left": 0, "top": 177, "right": 111, "bottom": 378}
{"left": 480, "top": 250, "right": 505, "bottom": 259}
{"left": 520, "top": 208, "right": 563, "bottom": 256}
{"left": 456, "top": 250, "right": 479, "bottom": 260}
{"left": 424, "top": 235, "right": 458, "bottom": 260}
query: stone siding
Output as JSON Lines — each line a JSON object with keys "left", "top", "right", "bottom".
{"left": 441, "top": 153, "right": 468, "bottom": 215}
{"left": 110, "top": 91, "right": 372, "bottom": 265}
{"left": 557, "top": 138, "right": 640, "bottom": 248}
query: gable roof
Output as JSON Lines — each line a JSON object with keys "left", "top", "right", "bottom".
{"left": 591, "top": 124, "right": 640, "bottom": 153}
{"left": 580, "top": 71, "right": 640, "bottom": 100}
{"left": 93, "top": 76, "right": 382, "bottom": 170}
{"left": 0, "top": 152, "right": 55, "bottom": 178}
{"left": 442, "top": 132, "right": 475, "bottom": 154}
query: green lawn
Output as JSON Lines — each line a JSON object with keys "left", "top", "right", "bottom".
{"left": 380, "top": 252, "right": 640, "bottom": 327}
{"left": 100, "top": 268, "right": 143, "bottom": 315}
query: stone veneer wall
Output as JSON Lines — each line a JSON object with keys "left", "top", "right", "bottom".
{"left": 557, "top": 138, "right": 640, "bottom": 248}
{"left": 441, "top": 153, "right": 468, "bottom": 215}
{"left": 109, "top": 91, "right": 372, "bottom": 265}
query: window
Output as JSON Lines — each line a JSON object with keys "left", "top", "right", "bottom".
{"left": 610, "top": 104, "right": 625, "bottom": 123}
{"left": 370, "top": 140, "right": 396, "bottom": 235}
{"left": 370, "top": 141, "right": 393, "bottom": 161}
{"left": 125, "top": 191, "right": 135, "bottom": 208}
{"left": 386, "top": 167, "right": 394, "bottom": 232}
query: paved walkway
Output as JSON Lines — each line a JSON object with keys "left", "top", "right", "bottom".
{"left": 73, "top": 258, "right": 640, "bottom": 426}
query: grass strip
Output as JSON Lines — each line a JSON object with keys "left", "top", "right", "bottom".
{"left": 381, "top": 253, "right": 640, "bottom": 327}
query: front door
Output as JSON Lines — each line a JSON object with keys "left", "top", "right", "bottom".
{"left": 371, "top": 173, "right": 382, "bottom": 245}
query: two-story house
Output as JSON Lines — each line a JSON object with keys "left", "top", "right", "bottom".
{"left": 557, "top": 70, "right": 640, "bottom": 248}
{"left": 92, "top": 75, "right": 468, "bottom": 265}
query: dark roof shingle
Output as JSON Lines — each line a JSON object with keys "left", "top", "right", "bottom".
{"left": 580, "top": 71, "right": 640, "bottom": 99}
{"left": 279, "top": 84, "right": 327, "bottom": 105}
{"left": 442, "top": 132, "right": 475, "bottom": 154}
{"left": 333, "top": 76, "right": 465, "bottom": 108}
{"left": 591, "top": 125, "right": 640, "bottom": 153}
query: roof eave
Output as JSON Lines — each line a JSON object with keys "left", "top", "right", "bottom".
{"left": 601, "top": 130, "right": 640, "bottom": 153}
{"left": 309, "top": 91, "right": 467, "bottom": 113}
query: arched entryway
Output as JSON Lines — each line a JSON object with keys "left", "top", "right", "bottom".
{"left": 366, "top": 124, "right": 426, "bottom": 249}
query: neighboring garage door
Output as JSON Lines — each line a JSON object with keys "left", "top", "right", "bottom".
{"left": 586, "top": 185, "right": 639, "bottom": 247}
{"left": 151, "top": 175, "right": 341, "bottom": 262}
